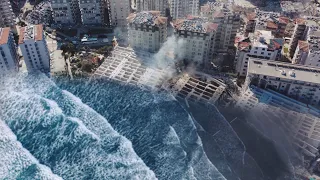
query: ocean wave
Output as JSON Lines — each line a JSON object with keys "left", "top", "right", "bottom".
{"left": 0, "top": 75, "right": 157, "bottom": 180}
{"left": 0, "top": 120, "right": 62, "bottom": 180}
{"left": 55, "top": 78, "right": 227, "bottom": 180}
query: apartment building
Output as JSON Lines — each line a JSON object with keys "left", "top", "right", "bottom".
{"left": 292, "top": 17, "right": 320, "bottom": 67}
{"left": 168, "top": 0, "right": 199, "bottom": 19}
{"left": 79, "top": 0, "right": 106, "bottom": 25}
{"left": 254, "top": 11, "right": 290, "bottom": 38}
{"left": 242, "top": 12, "right": 256, "bottom": 36}
{"left": 93, "top": 46, "right": 167, "bottom": 89}
{"left": 0, "top": 27, "right": 18, "bottom": 74}
{"left": 200, "top": 2, "right": 241, "bottom": 52}
{"left": 136, "top": 0, "right": 168, "bottom": 16}
{"left": 289, "top": 18, "right": 308, "bottom": 59}
{"left": 127, "top": 11, "right": 167, "bottom": 53}
{"left": 173, "top": 16, "right": 218, "bottom": 68}
{"left": 237, "top": 85, "right": 320, "bottom": 157}
{"left": 0, "top": 0, "right": 15, "bottom": 28}
{"left": 235, "top": 30, "right": 284, "bottom": 76}
{"left": 245, "top": 58, "right": 320, "bottom": 106}
{"left": 109, "top": 0, "right": 131, "bottom": 29}
{"left": 170, "top": 73, "right": 226, "bottom": 104}
{"left": 18, "top": 25, "right": 50, "bottom": 74}
{"left": 51, "top": 0, "right": 81, "bottom": 25}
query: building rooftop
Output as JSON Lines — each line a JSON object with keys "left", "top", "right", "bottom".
{"left": 173, "top": 16, "right": 218, "bottom": 33}
{"left": 18, "top": 24, "right": 43, "bottom": 44}
{"left": 127, "top": 11, "right": 167, "bottom": 26}
{"left": 0, "top": 27, "right": 10, "bottom": 45}
{"left": 298, "top": 40, "right": 309, "bottom": 52}
{"left": 248, "top": 58, "right": 320, "bottom": 84}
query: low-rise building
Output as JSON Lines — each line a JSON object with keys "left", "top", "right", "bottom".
{"left": 18, "top": 25, "right": 50, "bottom": 74}
{"left": 245, "top": 58, "right": 320, "bottom": 107}
{"left": 0, "top": 27, "right": 19, "bottom": 74}
{"left": 127, "top": 11, "right": 167, "bottom": 53}
{"left": 237, "top": 85, "right": 320, "bottom": 157}
{"left": 235, "top": 30, "right": 284, "bottom": 76}
{"left": 173, "top": 16, "right": 218, "bottom": 68}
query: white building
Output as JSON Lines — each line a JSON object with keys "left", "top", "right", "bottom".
{"left": 79, "top": 0, "right": 106, "bottom": 25}
{"left": 0, "top": 0, "right": 15, "bottom": 28}
{"left": 237, "top": 85, "right": 320, "bottom": 157}
{"left": 200, "top": 2, "right": 241, "bottom": 52}
{"left": 0, "top": 27, "right": 19, "bottom": 74}
{"left": 245, "top": 58, "right": 320, "bottom": 107}
{"left": 51, "top": 0, "right": 80, "bottom": 25}
{"left": 93, "top": 46, "right": 167, "bottom": 89}
{"left": 109, "top": 0, "right": 131, "bottom": 29}
{"left": 127, "top": 11, "right": 167, "bottom": 53}
{"left": 235, "top": 30, "right": 284, "bottom": 76}
{"left": 170, "top": 73, "right": 226, "bottom": 104}
{"left": 292, "top": 18, "right": 320, "bottom": 67}
{"left": 168, "top": 0, "right": 199, "bottom": 19}
{"left": 19, "top": 25, "right": 50, "bottom": 74}
{"left": 173, "top": 16, "right": 218, "bottom": 68}
{"left": 136, "top": 0, "right": 168, "bottom": 16}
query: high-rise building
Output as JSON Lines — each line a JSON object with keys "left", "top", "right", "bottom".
{"left": 51, "top": 0, "right": 81, "bottom": 25}
{"left": 18, "top": 25, "right": 50, "bottom": 74}
{"left": 245, "top": 58, "right": 320, "bottom": 106}
{"left": 168, "top": 0, "right": 199, "bottom": 19}
{"left": 127, "top": 11, "right": 167, "bottom": 53}
{"left": 136, "top": 0, "right": 168, "bottom": 16}
{"left": 235, "top": 30, "right": 284, "bottom": 76}
{"left": 200, "top": 2, "right": 241, "bottom": 52}
{"left": 79, "top": 0, "right": 107, "bottom": 25}
{"left": 0, "top": 27, "right": 19, "bottom": 74}
{"left": 173, "top": 16, "right": 218, "bottom": 68}
{"left": 109, "top": 0, "right": 131, "bottom": 29}
{"left": 0, "top": 0, "right": 15, "bottom": 28}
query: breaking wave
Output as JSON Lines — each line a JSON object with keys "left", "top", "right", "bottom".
{"left": 0, "top": 73, "right": 277, "bottom": 179}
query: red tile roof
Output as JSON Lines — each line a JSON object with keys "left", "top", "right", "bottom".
{"left": 18, "top": 27, "right": 25, "bottom": 44}
{"left": 0, "top": 27, "right": 10, "bottom": 45}
{"left": 298, "top": 40, "right": 309, "bottom": 52}
{"left": 295, "top": 18, "right": 306, "bottom": 25}
{"left": 247, "top": 13, "right": 256, "bottom": 21}
{"left": 267, "top": 21, "right": 278, "bottom": 29}
{"left": 35, "top": 24, "right": 43, "bottom": 41}
{"left": 212, "top": 11, "right": 224, "bottom": 18}
{"left": 279, "top": 16, "right": 290, "bottom": 24}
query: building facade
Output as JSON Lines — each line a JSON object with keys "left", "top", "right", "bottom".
{"left": 168, "top": 0, "right": 199, "bottom": 19}
{"left": 237, "top": 85, "right": 320, "bottom": 157}
{"left": 0, "top": 27, "right": 18, "bottom": 74}
{"left": 79, "top": 0, "right": 106, "bottom": 25}
{"left": 109, "top": 0, "right": 131, "bottom": 29}
{"left": 127, "top": 11, "right": 167, "bottom": 53}
{"left": 173, "top": 16, "right": 218, "bottom": 68}
{"left": 245, "top": 58, "right": 320, "bottom": 107}
{"left": 200, "top": 2, "right": 241, "bottom": 52}
{"left": 18, "top": 25, "right": 50, "bottom": 74}
{"left": 235, "top": 30, "right": 284, "bottom": 76}
{"left": 136, "top": 0, "right": 168, "bottom": 16}
{"left": 289, "top": 18, "right": 308, "bottom": 59}
{"left": 0, "top": 0, "right": 15, "bottom": 28}
{"left": 51, "top": 0, "right": 81, "bottom": 25}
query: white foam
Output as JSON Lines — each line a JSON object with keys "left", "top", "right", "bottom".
{"left": 69, "top": 117, "right": 101, "bottom": 141}
{"left": 0, "top": 120, "right": 62, "bottom": 180}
